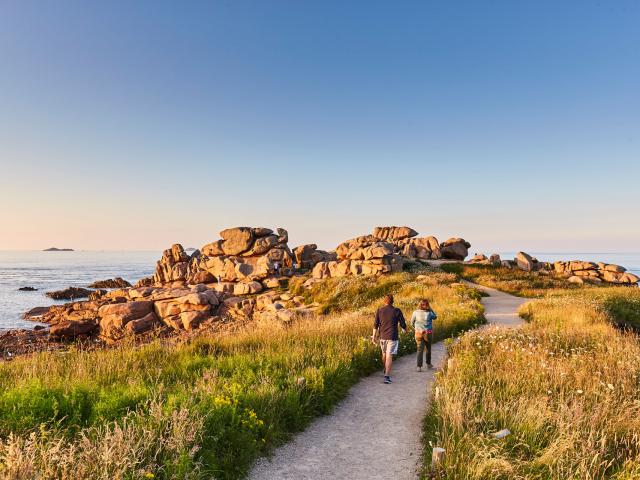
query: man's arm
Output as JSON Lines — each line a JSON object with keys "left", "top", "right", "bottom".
{"left": 372, "top": 309, "right": 380, "bottom": 343}
{"left": 398, "top": 309, "right": 407, "bottom": 334}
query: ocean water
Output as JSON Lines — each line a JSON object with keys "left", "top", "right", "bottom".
{"left": 0, "top": 251, "right": 158, "bottom": 330}
{"left": 0, "top": 250, "right": 638, "bottom": 331}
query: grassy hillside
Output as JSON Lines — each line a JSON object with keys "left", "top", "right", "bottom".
{"left": 0, "top": 271, "right": 484, "bottom": 480}
{"left": 422, "top": 287, "right": 640, "bottom": 479}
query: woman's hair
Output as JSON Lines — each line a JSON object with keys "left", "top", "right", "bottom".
{"left": 419, "top": 299, "right": 431, "bottom": 310}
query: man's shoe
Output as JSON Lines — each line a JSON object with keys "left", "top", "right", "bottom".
{"left": 383, "top": 375, "right": 392, "bottom": 384}
{"left": 417, "top": 367, "right": 422, "bottom": 372}
{"left": 427, "top": 364, "right": 433, "bottom": 369}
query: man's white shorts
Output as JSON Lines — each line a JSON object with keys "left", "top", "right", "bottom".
{"left": 379, "top": 339, "right": 399, "bottom": 355}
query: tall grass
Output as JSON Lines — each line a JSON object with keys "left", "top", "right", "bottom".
{"left": 423, "top": 287, "right": 640, "bottom": 479}
{"left": 0, "top": 272, "right": 484, "bottom": 479}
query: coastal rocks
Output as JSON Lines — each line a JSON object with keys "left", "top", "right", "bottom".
{"left": 553, "top": 260, "right": 639, "bottom": 285}
{"left": 440, "top": 238, "right": 471, "bottom": 260}
{"left": 50, "top": 319, "right": 98, "bottom": 339}
{"left": 516, "top": 252, "right": 535, "bottom": 272}
{"left": 98, "top": 300, "right": 155, "bottom": 338}
{"left": 292, "top": 244, "right": 337, "bottom": 269}
{"left": 18, "top": 286, "right": 37, "bottom": 291}
{"left": 153, "top": 244, "right": 190, "bottom": 284}
{"left": 46, "top": 287, "right": 94, "bottom": 300}
{"left": 373, "top": 226, "right": 418, "bottom": 242}
{"left": 183, "top": 226, "right": 294, "bottom": 287}
{"left": 220, "top": 227, "right": 255, "bottom": 255}
{"left": 88, "top": 277, "right": 132, "bottom": 289}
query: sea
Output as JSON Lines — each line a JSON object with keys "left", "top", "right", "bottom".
{"left": 0, "top": 251, "right": 159, "bottom": 330}
{"left": 0, "top": 250, "right": 638, "bottom": 330}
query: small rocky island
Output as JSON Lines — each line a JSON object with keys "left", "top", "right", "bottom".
{"left": 43, "top": 247, "right": 74, "bottom": 251}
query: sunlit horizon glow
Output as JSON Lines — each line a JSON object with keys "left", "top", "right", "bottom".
{"left": 1, "top": 1, "right": 638, "bottom": 253}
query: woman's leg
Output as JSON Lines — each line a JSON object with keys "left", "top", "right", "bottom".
{"left": 416, "top": 336, "right": 425, "bottom": 367}
{"left": 426, "top": 333, "right": 433, "bottom": 366}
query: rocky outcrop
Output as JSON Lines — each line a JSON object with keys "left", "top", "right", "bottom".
{"left": 88, "top": 277, "right": 132, "bottom": 289}
{"left": 440, "top": 238, "right": 471, "bottom": 260}
{"left": 312, "top": 231, "right": 403, "bottom": 280}
{"left": 18, "top": 286, "right": 37, "bottom": 291}
{"left": 292, "top": 244, "right": 337, "bottom": 270}
{"left": 153, "top": 244, "right": 191, "bottom": 285}
{"left": 46, "top": 287, "right": 94, "bottom": 300}
{"left": 516, "top": 252, "right": 535, "bottom": 272}
{"left": 28, "top": 226, "right": 310, "bottom": 342}
{"left": 553, "top": 261, "right": 639, "bottom": 285}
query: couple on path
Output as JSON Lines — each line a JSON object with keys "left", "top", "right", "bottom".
{"left": 371, "top": 294, "right": 437, "bottom": 384}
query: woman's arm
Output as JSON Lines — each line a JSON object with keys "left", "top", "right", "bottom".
{"left": 410, "top": 311, "right": 417, "bottom": 330}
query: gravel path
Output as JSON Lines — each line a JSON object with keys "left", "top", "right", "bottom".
{"left": 248, "top": 282, "right": 526, "bottom": 480}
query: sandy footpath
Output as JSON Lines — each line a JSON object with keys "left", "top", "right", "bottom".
{"left": 248, "top": 282, "right": 526, "bottom": 480}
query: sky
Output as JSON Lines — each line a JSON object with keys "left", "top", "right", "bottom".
{"left": 0, "top": 0, "right": 639, "bottom": 253}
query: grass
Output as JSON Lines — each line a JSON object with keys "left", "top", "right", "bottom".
{"left": 0, "top": 270, "right": 484, "bottom": 480}
{"left": 422, "top": 287, "right": 640, "bottom": 479}
{"left": 440, "top": 263, "right": 594, "bottom": 298}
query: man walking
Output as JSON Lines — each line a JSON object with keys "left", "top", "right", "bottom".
{"left": 372, "top": 294, "right": 407, "bottom": 384}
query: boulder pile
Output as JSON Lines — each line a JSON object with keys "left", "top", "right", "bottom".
{"left": 553, "top": 261, "right": 639, "bottom": 285}
{"left": 311, "top": 226, "right": 471, "bottom": 280}
{"left": 25, "top": 225, "right": 474, "bottom": 343}
{"left": 32, "top": 226, "right": 303, "bottom": 342}
{"left": 468, "top": 251, "right": 639, "bottom": 286}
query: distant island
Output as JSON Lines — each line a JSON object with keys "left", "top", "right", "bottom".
{"left": 43, "top": 247, "right": 74, "bottom": 252}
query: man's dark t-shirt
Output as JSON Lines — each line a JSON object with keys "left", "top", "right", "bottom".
{"left": 374, "top": 305, "right": 407, "bottom": 340}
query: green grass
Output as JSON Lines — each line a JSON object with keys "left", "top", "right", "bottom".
{"left": 0, "top": 271, "right": 484, "bottom": 480}
{"left": 422, "top": 287, "right": 640, "bottom": 479}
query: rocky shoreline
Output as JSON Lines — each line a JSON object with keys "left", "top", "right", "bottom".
{"left": 3, "top": 225, "right": 637, "bottom": 359}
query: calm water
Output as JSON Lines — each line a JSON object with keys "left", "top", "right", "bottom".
{"left": 0, "top": 251, "right": 158, "bottom": 330}
{"left": 0, "top": 250, "right": 638, "bottom": 330}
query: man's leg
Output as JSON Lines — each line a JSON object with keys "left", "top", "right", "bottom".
{"left": 384, "top": 350, "right": 393, "bottom": 376}
{"left": 381, "top": 351, "right": 387, "bottom": 374}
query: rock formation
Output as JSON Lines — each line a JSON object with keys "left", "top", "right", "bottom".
{"left": 46, "top": 287, "right": 94, "bottom": 300}
{"left": 440, "top": 238, "right": 471, "bottom": 260}
{"left": 469, "top": 250, "right": 639, "bottom": 286}
{"left": 88, "top": 277, "right": 132, "bottom": 289}
{"left": 310, "top": 226, "right": 469, "bottom": 280}
{"left": 552, "top": 261, "right": 639, "bottom": 285}
{"left": 292, "top": 244, "right": 336, "bottom": 270}
{"left": 31, "top": 226, "right": 305, "bottom": 342}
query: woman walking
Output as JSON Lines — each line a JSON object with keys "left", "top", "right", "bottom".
{"left": 411, "top": 299, "right": 437, "bottom": 371}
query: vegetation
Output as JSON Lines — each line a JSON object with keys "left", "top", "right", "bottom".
{"left": 0, "top": 271, "right": 484, "bottom": 480}
{"left": 440, "top": 263, "right": 591, "bottom": 298}
{"left": 423, "top": 287, "right": 640, "bottom": 479}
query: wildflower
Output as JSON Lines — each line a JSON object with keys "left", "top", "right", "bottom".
{"left": 576, "top": 389, "right": 583, "bottom": 394}
{"left": 144, "top": 474, "right": 155, "bottom": 479}
{"left": 607, "top": 383, "right": 614, "bottom": 390}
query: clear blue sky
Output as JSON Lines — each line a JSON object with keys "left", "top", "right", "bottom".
{"left": 1, "top": 1, "right": 638, "bottom": 252}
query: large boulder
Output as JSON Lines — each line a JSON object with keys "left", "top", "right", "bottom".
{"left": 220, "top": 227, "right": 254, "bottom": 255}
{"left": 440, "top": 238, "right": 471, "bottom": 260}
{"left": 373, "top": 226, "right": 418, "bottom": 242}
{"left": 516, "top": 252, "right": 535, "bottom": 272}
{"left": 49, "top": 320, "right": 98, "bottom": 339}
